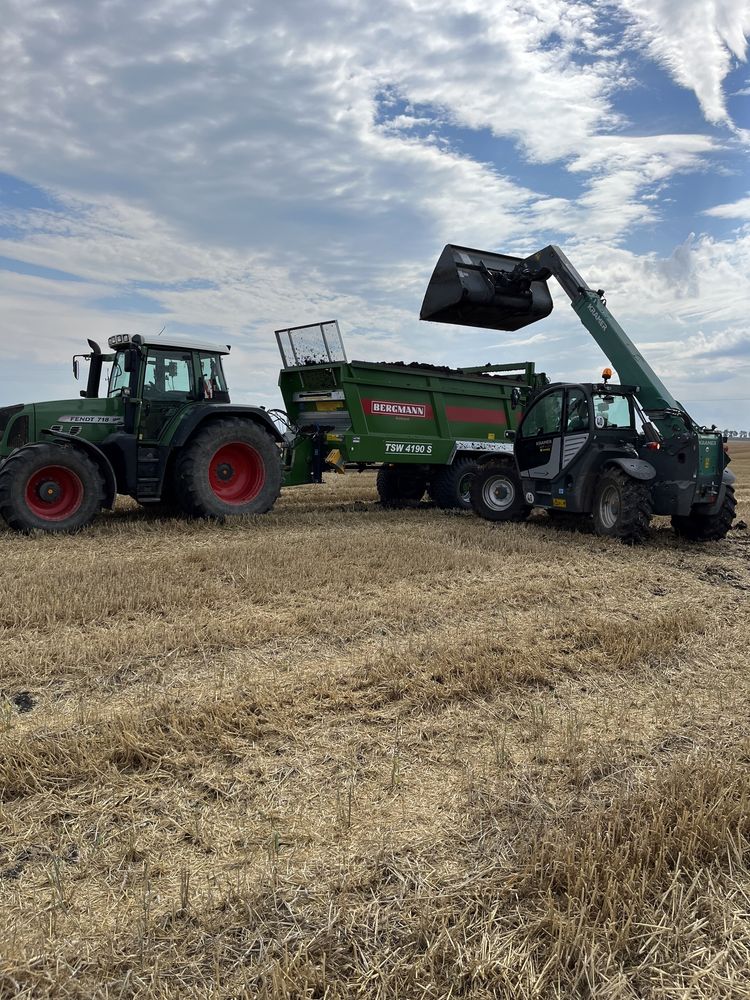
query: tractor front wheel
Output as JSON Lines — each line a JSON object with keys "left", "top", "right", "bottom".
{"left": 0, "top": 442, "right": 105, "bottom": 534}
{"left": 428, "top": 457, "right": 480, "bottom": 510}
{"left": 592, "top": 468, "right": 653, "bottom": 544}
{"left": 175, "top": 419, "right": 282, "bottom": 518}
{"left": 671, "top": 485, "right": 736, "bottom": 541}
{"left": 469, "top": 463, "right": 530, "bottom": 522}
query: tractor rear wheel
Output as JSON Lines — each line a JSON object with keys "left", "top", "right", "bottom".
{"left": 592, "top": 467, "right": 652, "bottom": 544}
{"left": 376, "top": 466, "right": 427, "bottom": 506}
{"left": 0, "top": 442, "right": 105, "bottom": 534}
{"left": 671, "top": 485, "right": 736, "bottom": 541}
{"left": 175, "top": 419, "right": 282, "bottom": 518}
{"left": 469, "top": 463, "right": 530, "bottom": 522}
{"left": 428, "top": 457, "right": 480, "bottom": 510}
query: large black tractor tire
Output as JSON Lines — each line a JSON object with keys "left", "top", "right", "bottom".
{"left": 0, "top": 442, "right": 105, "bottom": 534}
{"left": 174, "top": 419, "right": 282, "bottom": 519}
{"left": 671, "top": 485, "right": 736, "bottom": 542}
{"left": 592, "top": 467, "right": 653, "bottom": 544}
{"left": 376, "top": 465, "right": 428, "bottom": 507}
{"left": 428, "top": 457, "right": 480, "bottom": 510}
{"left": 469, "top": 462, "right": 531, "bottom": 523}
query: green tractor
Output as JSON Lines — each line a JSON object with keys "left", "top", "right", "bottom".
{"left": 421, "top": 244, "right": 736, "bottom": 543}
{"left": 0, "top": 334, "right": 283, "bottom": 533}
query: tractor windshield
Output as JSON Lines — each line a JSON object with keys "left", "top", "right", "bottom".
{"left": 593, "top": 392, "right": 632, "bottom": 430}
{"left": 108, "top": 352, "right": 130, "bottom": 397}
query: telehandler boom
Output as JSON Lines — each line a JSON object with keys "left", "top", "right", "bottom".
{"left": 421, "top": 244, "right": 736, "bottom": 542}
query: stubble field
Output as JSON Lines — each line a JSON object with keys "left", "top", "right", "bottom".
{"left": 0, "top": 444, "right": 749, "bottom": 999}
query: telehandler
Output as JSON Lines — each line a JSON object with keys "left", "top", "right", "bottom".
{"left": 421, "top": 244, "right": 736, "bottom": 543}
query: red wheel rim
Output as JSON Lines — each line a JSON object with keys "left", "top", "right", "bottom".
{"left": 208, "top": 443, "right": 265, "bottom": 504}
{"left": 25, "top": 465, "right": 84, "bottom": 521}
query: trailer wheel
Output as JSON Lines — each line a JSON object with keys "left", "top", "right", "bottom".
{"left": 469, "top": 463, "right": 530, "bottom": 522}
{"left": 175, "top": 419, "right": 282, "bottom": 518}
{"left": 592, "top": 467, "right": 652, "bottom": 544}
{"left": 671, "top": 485, "right": 736, "bottom": 541}
{"left": 376, "top": 466, "right": 427, "bottom": 507}
{"left": 0, "top": 442, "right": 104, "bottom": 534}
{"left": 429, "top": 457, "right": 480, "bottom": 510}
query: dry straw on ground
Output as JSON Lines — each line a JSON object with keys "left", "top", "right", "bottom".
{"left": 0, "top": 444, "right": 748, "bottom": 998}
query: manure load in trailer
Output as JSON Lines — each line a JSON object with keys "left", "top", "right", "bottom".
{"left": 276, "top": 320, "right": 548, "bottom": 508}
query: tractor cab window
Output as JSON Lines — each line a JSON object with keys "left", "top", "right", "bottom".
{"left": 521, "top": 389, "right": 563, "bottom": 438}
{"left": 566, "top": 389, "right": 590, "bottom": 432}
{"left": 143, "top": 350, "right": 194, "bottom": 399}
{"left": 593, "top": 393, "right": 632, "bottom": 430}
{"left": 199, "top": 354, "right": 229, "bottom": 401}
{"left": 108, "top": 352, "right": 130, "bottom": 397}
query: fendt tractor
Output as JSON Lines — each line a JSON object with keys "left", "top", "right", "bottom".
{"left": 421, "top": 243, "right": 736, "bottom": 543}
{"left": 0, "top": 334, "right": 285, "bottom": 533}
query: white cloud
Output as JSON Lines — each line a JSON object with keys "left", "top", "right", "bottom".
{"left": 610, "top": 0, "right": 750, "bottom": 124}
{"left": 704, "top": 194, "right": 750, "bottom": 219}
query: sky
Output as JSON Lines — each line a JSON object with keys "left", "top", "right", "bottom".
{"left": 1, "top": 0, "right": 749, "bottom": 430}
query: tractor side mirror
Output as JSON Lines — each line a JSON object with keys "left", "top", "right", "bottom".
{"left": 511, "top": 386, "right": 521, "bottom": 409}
{"left": 123, "top": 348, "right": 138, "bottom": 373}
{"left": 73, "top": 358, "right": 80, "bottom": 380}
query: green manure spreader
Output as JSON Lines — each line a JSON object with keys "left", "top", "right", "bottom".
{"left": 276, "top": 320, "right": 546, "bottom": 508}
{"left": 0, "top": 321, "right": 545, "bottom": 533}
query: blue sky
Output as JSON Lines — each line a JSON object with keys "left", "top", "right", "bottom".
{"left": 1, "top": 0, "right": 749, "bottom": 428}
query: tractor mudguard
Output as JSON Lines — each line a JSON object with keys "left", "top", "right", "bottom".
{"left": 608, "top": 457, "right": 656, "bottom": 482}
{"left": 40, "top": 429, "right": 118, "bottom": 508}
{"left": 170, "top": 404, "right": 284, "bottom": 448}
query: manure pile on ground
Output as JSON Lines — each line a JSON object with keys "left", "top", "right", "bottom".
{"left": 1, "top": 445, "right": 748, "bottom": 998}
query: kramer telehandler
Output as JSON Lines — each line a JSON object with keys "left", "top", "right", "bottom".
{"left": 421, "top": 244, "right": 736, "bottom": 543}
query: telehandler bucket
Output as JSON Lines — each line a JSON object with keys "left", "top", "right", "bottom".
{"left": 420, "top": 244, "right": 554, "bottom": 332}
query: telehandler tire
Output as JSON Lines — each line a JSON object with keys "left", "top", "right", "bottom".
{"left": 376, "top": 466, "right": 427, "bottom": 507}
{"left": 175, "top": 419, "right": 282, "bottom": 518}
{"left": 429, "top": 457, "right": 480, "bottom": 510}
{"left": 592, "top": 467, "right": 652, "bottom": 544}
{"left": 671, "top": 484, "right": 736, "bottom": 541}
{"left": 469, "top": 463, "right": 530, "bottom": 522}
{"left": 0, "top": 442, "right": 105, "bottom": 534}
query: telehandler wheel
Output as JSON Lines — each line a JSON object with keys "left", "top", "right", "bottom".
{"left": 175, "top": 418, "right": 282, "bottom": 518}
{"left": 469, "top": 463, "right": 530, "bottom": 522}
{"left": 428, "top": 457, "right": 480, "bottom": 510}
{"left": 0, "top": 442, "right": 105, "bottom": 534}
{"left": 671, "top": 484, "right": 736, "bottom": 542}
{"left": 592, "top": 467, "right": 653, "bottom": 544}
{"left": 376, "top": 466, "right": 427, "bottom": 507}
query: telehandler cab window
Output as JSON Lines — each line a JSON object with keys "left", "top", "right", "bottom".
{"left": 522, "top": 389, "right": 563, "bottom": 437}
{"left": 593, "top": 393, "right": 632, "bottom": 429}
{"left": 566, "top": 389, "right": 589, "bottom": 432}
{"left": 143, "top": 351, "right": 194, "bottom": 399}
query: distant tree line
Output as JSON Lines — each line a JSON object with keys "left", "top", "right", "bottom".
{"left": 723, "top": 430, "right": 750, "bottom": 438}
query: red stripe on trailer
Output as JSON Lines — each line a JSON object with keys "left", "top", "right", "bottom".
{"left": 446, "top": 406, "right": 507, "bottom": 425}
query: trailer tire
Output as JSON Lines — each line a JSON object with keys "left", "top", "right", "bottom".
{"left": 470, "top": 463, "right": 530, "bottom": 522}
{"left": 592, "top": 467, "right": 652, "bottom": 544}
{"left": 429, "top": 457, "right": 480, "bottom": 510}
{"left": 376, "top": 466, "right": 427, "bottom": 507}
{"left": 0, "top": 442, "right": 104, "bottom": 534}
{"left": 671, "top": 485, "right": 736, "bottom": 541}
{"left": 175, "top": 419, "right": 282, "bottom": 518}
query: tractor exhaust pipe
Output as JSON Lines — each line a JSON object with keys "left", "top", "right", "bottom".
{"left": 420, "top": 244, "right": 554, "bottom": 332}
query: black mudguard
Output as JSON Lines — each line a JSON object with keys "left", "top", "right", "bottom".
{"left": 170, "top": 404, "right": 284, "bottom": 448}
{"left": 39, "top": 429, "right": 118, "bottom": 508}
{"left": 609, "top": 457, "right": 656, "bottom": 482}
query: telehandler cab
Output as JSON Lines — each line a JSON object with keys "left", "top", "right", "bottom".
{"left": 421, "top": 244, "right": 736, "bottom": 543}
{"left": 0, "top": 334, "right": 283, "bottom": 532}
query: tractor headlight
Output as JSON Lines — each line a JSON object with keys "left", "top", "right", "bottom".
{"left": 108, "top": 334, "right": 131, "bottom": 348}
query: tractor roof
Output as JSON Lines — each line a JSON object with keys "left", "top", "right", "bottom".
{"left": 108, "top": 333, "right": 231, "bottom": 354}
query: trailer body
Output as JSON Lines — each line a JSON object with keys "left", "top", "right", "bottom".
{"left": 276, "top": 322, "right": 547, "bottom": 498}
